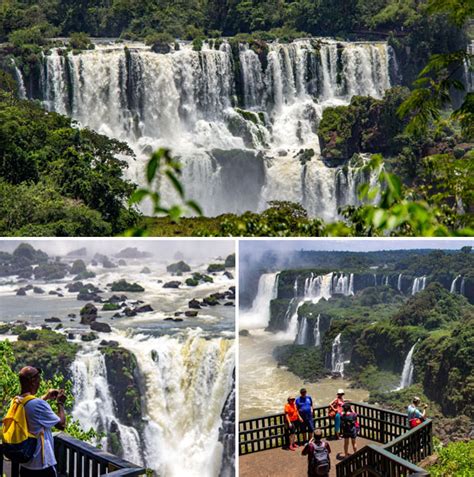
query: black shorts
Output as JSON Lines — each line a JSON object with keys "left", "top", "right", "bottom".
{"left": 288, "top": 420, "right": 300, "bottom": 434}
{"left": 300, "top": 414, "right": 315, "bottom": 432}
{"left": 343, "top": 427, "right": 358, "bottom": 439}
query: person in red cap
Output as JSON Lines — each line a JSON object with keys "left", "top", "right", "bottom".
{"left": 17, "top": 366, "right": 67, "bottom": 477}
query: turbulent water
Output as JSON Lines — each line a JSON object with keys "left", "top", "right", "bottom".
{"left": 0, "top": 255, "right": 235, "bottom": 477}
{"left": 18, "top": 39, "right": 394, "bottom": 219}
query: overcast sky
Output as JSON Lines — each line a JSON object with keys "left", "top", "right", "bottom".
{"left": 240, "top": 238, "right": 474, "bottom": 255}
{"left": 0, "top": 239, "right": 235, "bottom": 261}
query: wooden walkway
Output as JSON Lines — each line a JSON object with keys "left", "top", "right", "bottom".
{"left": 239, "top": 437, "right": 372, "bottom": 477}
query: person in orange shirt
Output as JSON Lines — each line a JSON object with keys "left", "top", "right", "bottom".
{"left": 284, "top": 396, "right": 303, "bottom": 451}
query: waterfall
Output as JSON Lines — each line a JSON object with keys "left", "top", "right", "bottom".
{"left": 296, "top": 316, "right": 308, "bottom": 345}
{"left": 27, "top": 39, "right": 392, "bottom": 219}
{"left": 373, "top": 274, "right": 377, "bottom": 286}
{"left": 450, "top": 275, "right": 461, "bottom": 293}
{"left": 332, "top": 273, "right": 353, "bottom": 296}
{"left": 287, "top": 273, "right": 333, "bottom": 339}
{"left": 397, "top": 274, "right": 403, "bottom": 292}
{"left": 398, "top": 343, "right": 417, "bottom": 389}
{"left": 383, "top": 276, "right": 389, "bottom": 286}
{"left": 11, "top": 60, "right": 27, "bottom": 99}
{"left": 314, "top": 314, "right": 321, "bottom": 347}
{"left": 71, "top": 348, "right": 143, "bottom": 464}
{"left": 461, "top": 277, "right": 466, "bottom": 295}
{"left": 412, "top": 276, "right": 427, "bottom": 295}
{"left": 331, "top": 333, "right": 345, "bottom": 376}
{"left": 240, "top": 273, "right": 278, "bottom": 329}
{"left": 115, "top": 330, "right": 234, "bottom": 477}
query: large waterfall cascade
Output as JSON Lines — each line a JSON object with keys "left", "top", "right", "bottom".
{"left": 398, "top": 342, "right": 417, "bottom": 390}
{"left": 450, "top": 275, "right": 462, "bottom": 293}
{"left": 19, "top": 39, "right": 393, "bottom": 219}
{"left": 397, "top": 274, "right": 403, "bottom": 291}
{"left": 239, "top": 272, "right": 279, "bottom": 329}
{"left": 71, "top": 330, "right": 234, "bottom": 477}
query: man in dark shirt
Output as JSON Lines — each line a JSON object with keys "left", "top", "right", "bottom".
{"left": 302, "top": 429, "right": 331, "bottom": 477}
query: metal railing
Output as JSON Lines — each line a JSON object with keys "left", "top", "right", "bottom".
{"left": 1, "top": 433, "right": 145, "bottom": 477}
{"left": 239, "top": 402, "right": 432, "bottom": 476}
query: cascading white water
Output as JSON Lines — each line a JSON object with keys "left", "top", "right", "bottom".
{"left": 288, "top": 273, "right": 333, "bottom": 339}
{"left": 296, "top": 316, "right": 308, "bottom": 345}
{"left": 27, "top": 39, "right": 392, "bottom": 219}
{"left": 239, "top": 273, "right": 278, "bottom": 329}
{"left": 450, "top": 275, "right": 461, "bottom": 293}
{"left": 331, "top": 333, "right": 345, "bottom": 376}
{"left": 460, "top": 277, "right": 466, "bottom": 295}
{"left": 373, "top": 274, "right": 377, "bottom": 286}
{"left": 412, "top": 277, "right": 427, "bottom": 295}
{"left": 397, "top": 274, "right": 403, "bottom": 292}
{"left": 314, "top": 314, "right": 321, "bottom": 347}
{"left": 11, "top": 60, "right": 27, "bottom": 99}
{"left": 398, "top": 343, "right": 417, "bottom": 389}
{"left": 71, "top": 348, "right": 143, "bottom": 465}
{"left": 332, "top": 273, "right": 354, "bottom": 296}
{"left": 114, "top": 329, "right": 234, "bottom": 477}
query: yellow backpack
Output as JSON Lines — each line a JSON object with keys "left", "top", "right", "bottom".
{"left": 2, "top": 395, "right": 44, "bottom": 464}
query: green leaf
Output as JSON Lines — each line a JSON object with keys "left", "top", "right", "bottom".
{"left": 147, "top": 153, "right": 160, "bottom": 184}
{"left": 129, "top": 189, "right": 149, "bottom": 205}
{"left": 165, "top": 170, "right": 184, "bottom": 198}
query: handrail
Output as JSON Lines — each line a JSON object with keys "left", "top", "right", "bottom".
{"left": 1, "top": 433, "right": 145, "bottom": 477}
{"left": 239, "top": 402, "right": 433, "bottom": 475}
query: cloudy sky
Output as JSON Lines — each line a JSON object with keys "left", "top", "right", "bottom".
{"left": 0, "top": 239, "right": 235, "bottom": 261}
{"left": 239, "top": 238, "right": 474, "bottom": 255}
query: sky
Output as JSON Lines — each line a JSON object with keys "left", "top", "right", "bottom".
{"left": 0, "top": 238, "right": 235, "bottom": 261}
{"left": 239, "top": 238, "right": 474, "bottom": 255}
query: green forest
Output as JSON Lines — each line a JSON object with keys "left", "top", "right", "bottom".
{"left": 0, "top": 1, "right": 472, "bottom": 236}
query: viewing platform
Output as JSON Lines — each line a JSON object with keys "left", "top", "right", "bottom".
{"left": 1, "top": 433, "right": 145, "bottom": 477}
{"left": 239, "top": 402, "right": 432, "bottom": 477}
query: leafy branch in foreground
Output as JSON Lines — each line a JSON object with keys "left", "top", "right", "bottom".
{"left": 127, "top": 148, "right": 202, "bottom": 236}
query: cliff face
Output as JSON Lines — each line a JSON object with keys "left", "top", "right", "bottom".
{"left": 102, "top": 347, "right": 143, "bottom": 427}
{"left": 219, "top": 371, "right": 235, "bottom": 477}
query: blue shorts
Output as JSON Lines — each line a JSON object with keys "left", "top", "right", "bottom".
{"left": 300, "top": 413, "right": 314, "bottom": 432}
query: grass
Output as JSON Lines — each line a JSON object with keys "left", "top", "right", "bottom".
{"left": 132, "top": 216, "right": 228, "bottom": 236}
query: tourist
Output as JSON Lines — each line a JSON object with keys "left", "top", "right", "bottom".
{"left": 302, "top": 429, "right": 331, "bottom": 477}
{"left": 7, "top": 366, "right": 67, "bottom": 477}
{"left": 328, "top": 388, "right": 345, "bottom": 439}
{"left": 407, "top": 397, "right": 428, "bottom": 428}
{"left": 341, "top": 403, "right": 358, "bottom": 457}
{"left": 296, "top": 388, "right": 314, "bottom": 443}
{"left": 284, "top": 396, "right": 303, "bottom": 450}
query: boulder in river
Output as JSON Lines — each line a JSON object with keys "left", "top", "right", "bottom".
{"left": 167, "top": 261, "right": 191, "bottom": 274}
{"left": 110, "top": 280, "right": 144, "bottom": 292}
{"left": 163, "top": 281, "right": 181, "bottom": 289}
{"left": 188, "top": 299, "right": 201, "bottom": 309}
{"left": 185, "top": 310, "right": 198, "bottom": 317}
{"left": 90, "top": 321, "right": 112, "bottom": 333}
{"left": 45, "top": 317, "right": 61, "bottom": 323}
{"left": 33, "top": 287, "right": 45, "bottom": 294}
{"left": 135, "top": 305, "right": 153, "bottom": 313}
{"left": 16, "top": 288, "right": 27, "bottom": 296}
{"left": 80, "top": 303, "right": 98, "bottom": 324}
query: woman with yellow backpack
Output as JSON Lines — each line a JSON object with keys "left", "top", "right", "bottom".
{"left": 2, "top": 366, "right": 66, "bottom": 477}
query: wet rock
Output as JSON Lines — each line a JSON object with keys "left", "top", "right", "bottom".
{"left": 33, "top": 287, "right": 45, "bottom": 294}
{"left": 224, "top": 271, "right": 234, "bottom": 279}
{"left": 225, "top": 253, "right": 235, "bottom": 268}
{"left": 100, "top": 340, "right": 119, "bottom": 347}
{"left": 207, "top": 263, "right": 225, "bottom": 273}
{"left": 141, "top": 267, "right": 151, "bottom": 274}
{"left": 45, "top": 317, "right": 61, "bottom": 323}
{"left": 188, "top": 299, "right": 201, "bottom": 309}
{"left": 16, "top": 288, "right": 27, "bottom": 296}
{"left": 239, "top": 330, "right": 250, "bottom": 337}
{"left": 102, "top": 303, "right": 121, "bottom": 311}
{"left": 224, "top": 302, "right": 235, "bottom": 307}
{"left": 90, "top": 321, "right": 112, "bottom": 333}
{"left": 135, "top": 305, "right": 153, "bottom": 313}
{"left": 124, "top": 307, "right": 137, "bottom": 317}
{"left": 70, "top": 259, "right": 87, "bottom": 275}
{"left": 174, "top": 312, "right": 183, "bottom": 316}
{"left": 68, "top": 313, "right": 76, "bottom": 318}
{"left": 80, "top": 303, "right": 98, "bottom": 325}
{"left": 174, "top": 318, "right": 183, "bottom": 322}
{"left": 163, "top": 281, "right": 181, "bottom": 289}
{"left": 81, "top": 332, "right": 98, "bottom": 342}
{"left": 111, "top": 280, "right": 144, "bottom": 292}
{"left": 167, "top": 261, "right": 191, "bottom": 274}
{"left": 185, "top": 310, "right": 198, "bottom": 317}
{"left": 41, "top": 325, "right": 51, "bottom": 330}
{"left": 67, "top": 333, "right": 75, "bottom": 340}
{"left": 118, "top": 259, "right": 127, "bottom": 266}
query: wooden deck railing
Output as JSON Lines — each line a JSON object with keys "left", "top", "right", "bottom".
{"left": 1, "top": 433, "right": 145, "bottom": 477}
{"left": 239, "top": 402, "right": 432, "bottom": 476}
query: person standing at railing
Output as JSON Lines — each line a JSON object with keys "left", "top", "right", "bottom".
{"left": 407, "top": 397, "right": 428, "bottom": 429}
{"left": 302, "top": 429, "right": 331, "bottom": 477}
{"left": 341, "top": 403, "right": 358, "bottom": 457}
{"left": 4, "top": 366, "right": 67, "bottom": 477}
{"left": 328, "top": 389, "right": 345, "bottom": 439}
{"left": 284, "top": 396, "right": 303, "bottom": 451}
{"left": 296, "top": 388, "right": 314, "bottom": 444}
